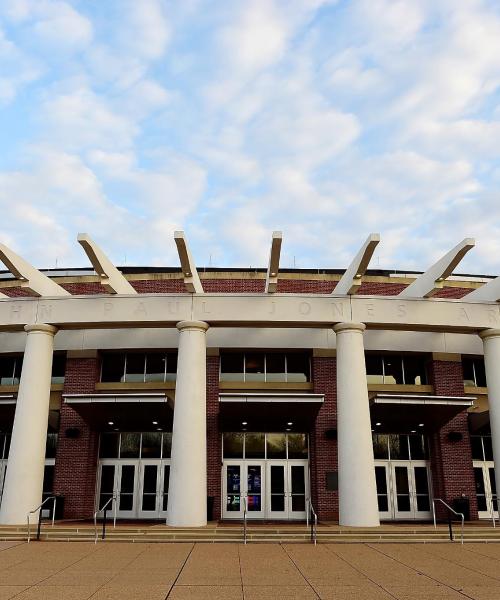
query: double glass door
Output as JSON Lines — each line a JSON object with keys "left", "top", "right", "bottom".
{"left": 375, "top": 461, "right": 432, "bottom": 520}
{"left": 223, "top": 460, "right": 308, "bottom": 520}
{"left": 97, "top": 459, "right": 170, "bottom": 519}
{"left": 474, "top": 462, "right": 498, "bottom": 519}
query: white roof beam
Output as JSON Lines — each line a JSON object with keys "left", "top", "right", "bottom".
{"left": 334, "top": 233, "right": 380, "bottom": 295}
{"left": 174, "top": 231, "right": 204, "bottom": 293}
{"left": 77, "top": 233, "right": 137, "bottom": 295}
{"left": 398, "top": 238, "right": 475, "bottom": 298}
{"left": 265, "top": 231, "right": 282, "bottom": 293}
{"left": 0, "top": 243, "right": 70, "bottom": 297}
{"left": 464, "top": 277, "right": 500, "bottom": 302}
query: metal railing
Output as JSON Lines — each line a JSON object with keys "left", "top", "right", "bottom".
{"left": 94, "top": 495, "right": 117, "bottom": 544}
{"left": 27, "top": 496, "right": 57, "bottom": 543}
{"left": 242, "top": 496, "right": 247, "bottom": 545}
{"left": 306, "top": 498, "right": 318, "bottom": 545}
{"left": 432, "top": 498, "right": 464, "bottom": 545}
{"left": 490, "top": 498, "right": 497, "bottom": 528}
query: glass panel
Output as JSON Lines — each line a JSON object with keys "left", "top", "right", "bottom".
{"left": 462, "top": 358, "right": 476, "bottom": 386}
{"left": 120, "top": 433, "right": 140, "bottom": 458}
{"left": 245, "top": 433, "right": 265, "bottom": 458}
{"left": 245, "top": 353, "right": 265, "bottom": 382}
{"left": 291, "top": 495, "right": 305, "bottom": 512}
{"left": 375, "top": 466, "right": 388, "bottom": 494}
{"left": 408, "top": 435, "right": 426, "bottom": 460}
{"left": 384, "top": 356, "right": 404, "bottom": 384}
{"left": 119, "top": 465, "right": 135, "bottom": 511}
{"left": 226, "top": 465, "right": 241, "bottom": 511}
{"left": 0, "top": 356, "right": 15, "bottom": 385}
{"left": 13, "top": 356, "right": 22, "bottom": 384}
{"left": 223, "top": 432, "right": 244, "bottom": 458}
{"left": 389, "top": 434, "right": 409, "bottom": 460}
{"left": 474, "top": 467, "right": 487, "bottom": 511}
{"left": 286, "top": 353, "right": 310, "bottom": 382}
{"left": 145, "top": 353, "right": 166, "bottom": 383}
{"left": 266, "top": 353, "right": 286, "bottom": 382}
{"left": 101, "top": 354, "right": 126, "bottom": 382}
{"left": 51, "top": 353, "right": 66, "bottom": 384}
{"left": 220, "top": 353, "right": 244, "bottom": 382}
{"left": 403, "top": 356, "right": 427, "bottom": 385}
{"left": 373, "top": 434, "right": 389, "bottom": 459}
{"left": 287, "top": 434, "right": 308, "bottom": 459}
{"left": 141, "top": 432, "right": 162, "bottom": 458}
{"left": 291, "top": 465, "right": 305, "bottom": 494}
{"left": 166, "top": 353, "right": 177, "bottom": 381}
{"left": 162, "top": 433, "right": 172, "bottom": 459}
{"left": 124, "top": 353, "right": 145, "bottom": 383}
{"left": 413, "top": 467, "right": 430, "bottom": 512}
{"left": 365, "top": 355, "right": 384, "bottom": 384}
{"left": 99, "top": 464, "right": 115, "bottom": 510}
{"left": 43, "top": 465, "right": 54, "bottom": 494}
{"left": 489, "top": 467, "right": 497, "bottom": 512}
{"left": 163, "top": 465, "right": 170, "bottom": 511}
{"left": 99, "top": 433, "right": 120, "bottom": 458}
{"left": 143, "top": 465, "right": 157, "bottom": 494}
{"left": 270, "top": 465, "right": 285, "bottom": 512}
{"left": 378, "top": 495, "right": 388, "bottom": 511}
{"left": 247, "top": 465, "right": 262, "bottom": 512}
{"left": 474, "top": 359, "right": 487, "bottom": 387}
{"left": 45, "top": 433, "right": 58, "bottom": 459}
{"left": 266, "top": 433, "right": 286, "bottom": 459}
{"left": 470, "top": 436, "right": 484, "bottom": 460}
{"left": 4, "top": 433, "right": 10, "bottom": 458}
{"left": 142, "top": 495, "right": 156, "bottom": 511}
{"left": 483, "top": 437, "right": 494, "bottom": 461}
{"left": 395, "top": 466, "right": 411, "bottom": 511}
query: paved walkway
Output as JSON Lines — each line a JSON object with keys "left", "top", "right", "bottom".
{"left": 2, "top": 541, "right": 500, "bottom": 599}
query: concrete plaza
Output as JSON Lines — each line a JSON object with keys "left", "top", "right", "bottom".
{"left": 2, "top": 541, "right": 500, "bottom": 599}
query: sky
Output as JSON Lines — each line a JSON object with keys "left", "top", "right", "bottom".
{"left": 1, "top": 0, "right": 500, "bottom": 275}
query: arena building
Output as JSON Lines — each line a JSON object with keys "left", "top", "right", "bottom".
{"left": 0, "top": 232, "right": 499, "bottom": 528}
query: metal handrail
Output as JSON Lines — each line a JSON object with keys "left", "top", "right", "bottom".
{"left": 490, "top": 497, "right": 497, "bottom": 528}
{"left": 432, "top": 498, "right": 464, "bottom": 545}
{"left": 93, "top": 495, "right": 117, "bottom": 544}
{"left": 307, "top": 498, "right": 318, "bottom": 545}
{"left": 27, "top": 496, "right": 57, "bottom": 543}
{"left": 242, "top": 496, "right": 247, "bottom": 545}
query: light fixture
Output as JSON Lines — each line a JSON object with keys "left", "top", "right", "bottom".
{"left": 108, "top": 421, "right": 114, "bottom": 426}
{"left": 242, "top": 421, "right": 248, "bottom": 426}
{"left": 114, "top": 428, "right": 119, "bottom": 431}
{"left": 157, "top": 427, "right": 163, "bottom": 431}
{"left": 286, "top": 428, "right": 291, "bottom": 432}
{"left": 375, "top": 422, "right": 382, "bottom": 426}
{"left": 287, "top": 422, "right": 293, "bottom": 426}
{"left": 410, "top": 430, "right": 416, "bottom": 433}
{"left": 418, "top": 423, "right": 424, "bottom": 427}
{"left": 152, "top": 421, "right": 158, "bottom": 425}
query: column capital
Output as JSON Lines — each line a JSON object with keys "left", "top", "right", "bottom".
{"left": 176, "top": 320, "right": 209, "bottom": 333}
{"left": 479, "top": 328, "right": 500, "bottom": 340}
{"left": 333, "top": 322, "right": 366, "bottom": 334}
{"left": 24, "top": 323, "right": 58, "bottom": 336}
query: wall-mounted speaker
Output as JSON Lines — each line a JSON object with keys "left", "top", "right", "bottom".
{"left": 447, "top": 431, "right": 463, "bottom": 442}
{"left": 325, "top": 429, "right": 337, "bottom": 440}
{"left": 65, "top": 427, "right": 80, "bottom": 439}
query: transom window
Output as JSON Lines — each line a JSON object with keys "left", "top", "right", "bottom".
{"left": 99, "top": 432, "right": 172, "bottom": 459}
{"left": 0, "top": 353, "right": 66, "bottom": 385}
{"left": 220, "top": 352, "right": 311, "bottom": 383}
{"left": 372, "top": 433, "right": 428, "bottom": 460}
{"left": 463, "top": 357, "right": 486, "bottom": 387}
{"left": 100, "top": 352, "right": 178, "bottom": 383}
{"left": 365, "top": 354, "right": 428, "bottom": 385}
{"left": 222, "top": 432, "right": 308, "bottom": 459}
{"left": 0, "top": 431, "right": 56, "bottom": 459}
{"left": 471, "top": 435, "right": 493, "bottom": 461}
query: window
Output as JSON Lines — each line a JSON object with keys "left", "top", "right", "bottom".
{"left": 222, "top": 432, "right": 308, "bottom": 459}
{"left": 98, "top": 432, "right": 173, "bottom": 459}
{"left": 100, "top": 352, "right": 178, "bottom": 383}
{"left": 372, "top": 433, "right": 428, "bottom": 460}
{"left": 0, "top": 355, "right": 23, "bottom": 385}
{"left": 365, "top": 354, "right": 428, "bottom": 385}
{"left": 462, "top": 357, "right": 486, "bottom": 387}
{"left": 220, "top": 352, "right": 311, "bottom": 383}
{"left": 51, "top": 353, "right": 66, "bottom": 384}
{"left": 471, "top": 435, "right": 493, "bottom": 461}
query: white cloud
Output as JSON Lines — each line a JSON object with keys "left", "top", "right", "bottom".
{"left": 117, "top": 0, "right": 171, "bottom": 60}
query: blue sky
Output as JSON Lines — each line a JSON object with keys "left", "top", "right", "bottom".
{"left": 1, "top": 0, "right": 500, "bottom": 274}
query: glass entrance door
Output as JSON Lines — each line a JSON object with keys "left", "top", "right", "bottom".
{"left": 474, "top": 462, "right": 498, "bottom": 520}
{"left": 266, "top": 460, "right": 308, "bottom": 520}
{"left": 223, "top": 461, "right": 265, "bottom": 519}
{"left": 375, "top": 461, "right": 432, "bottom": 520}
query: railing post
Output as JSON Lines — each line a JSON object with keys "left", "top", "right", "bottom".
{"left": 36, "top": 509, "right": 42, "bottom": 541}
{"left": 102, "top": 507, "right": 107, "bottom": 540}
{"left": 447, "top": 512, "right": 453, "bottom": 542}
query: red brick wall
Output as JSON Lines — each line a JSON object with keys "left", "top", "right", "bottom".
{"left": 130, "top": 279, "right": 186, "bottom": 293}
{"left": 311, "top": 356, "right": 338, "bottom": 521}
{"left": 428, "top": 360, "right": 478, "bottom": 520}
{"left": 203, "top": 279, "right": 265, "bottom": 293}
{"left": 53, "top": 357, "right": 100, "bottom": 519}
{"left": 60, "top": 282, "right": 110, "bottom": 295}
{"left": 206, "top": 355, "right": 221, "bottom": 520}
{"left": 357, "top": 282, "right": 407, "bottom": 295}
{"left": 277, "top": 280, "right": 335, "bottom": 293}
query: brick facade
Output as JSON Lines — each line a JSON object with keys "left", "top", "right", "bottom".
{"left": 311, "top": 356, "right": 338, "bottom": 521}
{"left": 428, "top": 360, "right": 478, "bottom": 520}
{"left": 206, "top": 355, "right": 222, "bottom": 520}
{"left": 53, "top": 357, "right": 100, "bottom": 519}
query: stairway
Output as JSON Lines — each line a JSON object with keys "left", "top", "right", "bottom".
{"left": 2, "top": 523, "right": 500, "bottom": 543}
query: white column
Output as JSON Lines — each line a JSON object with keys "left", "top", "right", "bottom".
{"left": 479, "top": 329, "right": 500, "bottom": 510}
{"left": 334, "top": 322, "right": 380, "bottom": 527}
{"left": 167, "top": 320, "right": 209, "bottom": 527}
{"left": 0, "top": 324, "right": 57, "bottom": 525}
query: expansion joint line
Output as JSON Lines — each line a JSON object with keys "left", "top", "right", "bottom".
{"left": 164, "top": 543, "right": 195, "bottom": 599}
{"left": 280, "top": 542, "right": 321, "bottom": 599}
